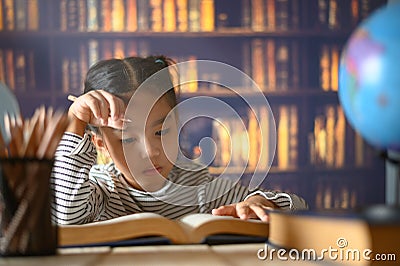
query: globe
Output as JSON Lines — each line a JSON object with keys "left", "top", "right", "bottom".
{"left": 339, "top": 3, "right": 400, "bottom": 152}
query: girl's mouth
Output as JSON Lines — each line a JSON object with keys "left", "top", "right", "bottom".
{"left": 142, "top": 166, "right": 162, "bottom": 176}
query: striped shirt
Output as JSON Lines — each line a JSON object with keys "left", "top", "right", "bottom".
{"left": 51, "top": 132, "right": 308, "bottom": 225}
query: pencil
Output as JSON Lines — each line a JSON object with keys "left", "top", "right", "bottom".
{"left": 67, "top": 94, "right": 132, "bottom": 123}
{"left": 67, "top": 95, "right": 77, "bottom": 102}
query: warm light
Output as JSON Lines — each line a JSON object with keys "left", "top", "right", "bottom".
{"left": 359, "top": 55, "right": 382, "bottom": 88}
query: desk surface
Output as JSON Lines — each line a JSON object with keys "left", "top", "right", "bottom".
{"left": 0, "top": 243, "right": 327, "bottom": 266}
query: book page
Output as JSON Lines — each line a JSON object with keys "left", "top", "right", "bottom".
{"left": 178, "top": 214, "right": 269, "bottom": 243}
{"left": 179, "top": 213, "right": 237, "bottom": 228}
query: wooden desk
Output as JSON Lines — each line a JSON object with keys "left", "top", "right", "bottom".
{"left": 0, "top": 243, "right": 323, "bottom": 266}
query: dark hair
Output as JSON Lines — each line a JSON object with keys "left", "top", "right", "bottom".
{"left": 83, "top": 55, "right": 179, "bottom": 133}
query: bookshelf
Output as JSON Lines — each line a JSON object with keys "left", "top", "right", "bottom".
{"left": 0, "top": 0, "right": 388, "bottom": 209}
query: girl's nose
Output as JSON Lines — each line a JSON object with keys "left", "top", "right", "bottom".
{"left": 140, "top": 138, "right": 161, "bottom": 159}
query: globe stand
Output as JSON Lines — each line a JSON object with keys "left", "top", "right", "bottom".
{"left": 385, "top": 150, "right": 400, "bottom": 206}
{"left": 358, "top": 151, "right": 400, "bottom": 227}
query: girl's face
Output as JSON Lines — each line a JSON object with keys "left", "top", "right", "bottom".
{"left": 100, "top": 95, "right": 179, "bottom": 192}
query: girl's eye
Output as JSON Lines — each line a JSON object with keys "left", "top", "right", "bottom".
{"left": 121, "top": 137, "right": 137, "bottom": 144}
{"left": 155, "top": 128, "right": 170, "bottom": 136}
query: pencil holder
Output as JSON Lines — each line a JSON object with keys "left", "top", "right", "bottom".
{"left": 0, "top": 158, "right": 57, "bottom": 256}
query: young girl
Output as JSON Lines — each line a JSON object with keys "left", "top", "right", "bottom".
{"left": 51, "top": 55, "right": 307, "bottom": 225}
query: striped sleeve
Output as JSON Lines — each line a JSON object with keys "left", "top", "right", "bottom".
{"left": 203, "top": 176, "right": 308, "bottom": 211}
{"left": 203, "top": 177, "right": 249, "bottom": 212}
{"left": 50, "top": 132, "right": 104, "bottom": 225}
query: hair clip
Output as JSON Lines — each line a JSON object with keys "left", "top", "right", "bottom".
{"left": 155, "top": 58, "right": 165, "bottom": 66}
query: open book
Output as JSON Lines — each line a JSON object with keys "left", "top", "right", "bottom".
{"left": 58, "top": 213, "right": 269, "bottom": 247}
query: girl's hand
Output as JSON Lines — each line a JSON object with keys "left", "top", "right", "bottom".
{"left": 211, "top": 195, "right": 277, "bottom": 222}
{"left": 68, "top": 90, "right": 126, "bottom": 134}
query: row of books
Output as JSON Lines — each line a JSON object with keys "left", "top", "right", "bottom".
{"left": 309, "top": 104, "right": 374, "bottom": 168}
{"left": 60, "top": 39, "right": 150, "bottom": 95}
{"left": 60, "top": 38, "right": 225, "bottom": 95}
{"left": 0, "top": 48, "right": 35, "bottom": 92}
{"left": 245, "top": 0, "right": 301, "bottom": 31}
{"left": 319, "top": 44, "right": 341, "bottom": 92}
{"left": 315, "top": 0, "right": 385, "bottom": 30}
{"left": 259, "top": 175, "right": 360, "bottom": 209}
{"left": 1, "top": 0, "right": 382, "bottom": 33}
{"left": 59, "top": 38, "right": 233, "bottom": 94}
{"left": 244, "top": 38, "right": 300, "bottom": 92}
{"left": 248, "top": 0, "right": 385, "bottom": 32}
{"left": 0, "top": 39, "right": 346, "bottom": 95}
{"left": 59, "top": 0, "right": 300, "bottom": 32}
{"left": 0, "top": 0, "right": 39, "bottom": 31}
{"left": 60, "top": 0, "right": 216, "bottom": 32}
{"left": 246, "top": 40, "right": 344, "bottom": 92}
{"left": 61, "top": 39, "right": 210, "bottom": 95}
{"left": 187, "top": 41, "right": 344, "bottom": 93}
{"left": 59, "top": 39, "right": 206, "bottom": 95}
{"left": 3, "top": 39, "right": 344, "bottom": 94}
{"left": 61, "top": 0, "right": 386, "bottom": 32}
{"left": 273, "top": 104, "right": 298, "bottom": 169}
{"left": 203, "top": 103, "right": 373, "bottom": 173}
{"left": 315, "top": 178, "right": 360, "bottom": 209}
{"left": 239, "top": 172, "right": 378, "bottom": 210}
{"left": 261, "top": 174, "right": 368, "bottom": 210}
{"left": 209, "top": 104, "right": 297, "bottom": 171}
{"left": 310, "top": 104, "right": 346, "bottom": 168}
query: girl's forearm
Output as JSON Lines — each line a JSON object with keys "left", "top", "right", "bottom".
{"left": 66, "top": 113, "right": 87, "bottom": 137}
{"left": 51, "top": 133, "right": 99, "bottom": 224}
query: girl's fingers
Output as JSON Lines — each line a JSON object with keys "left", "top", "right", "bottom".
{"left": 249, "top": 205, "right": 270, "bottom": 222}
{"left": 211, "top": 205, "right": 237, "bottom": 217}
{"left": 236, "top": 203, "right": 251, "bottom": 219}
{"left": 70, "top": 90, "right": 127, "bottom": 129}
{"left": 212, "top": 202, "right": 271, "bottom": 222}
{"left": 74, "top": 96, "right": 103, "bottom": 125}
{"left": 87, "top": 90, "right": 126, "bottom": 125}
{"left": 88, "top": 91, "right": 110, "bottom": 124}
{"left": 100, "top": 91, "right": 126, "bottom": 121}
{"left": 236, "top": 202, "right": 271, "bottom": 221}
{"left": 69, "top": 90, "right": 129, "bottom": 131}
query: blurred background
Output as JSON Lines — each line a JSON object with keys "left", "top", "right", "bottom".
{"left": 0, "top": 0, "right": 389, "bottom": 209}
